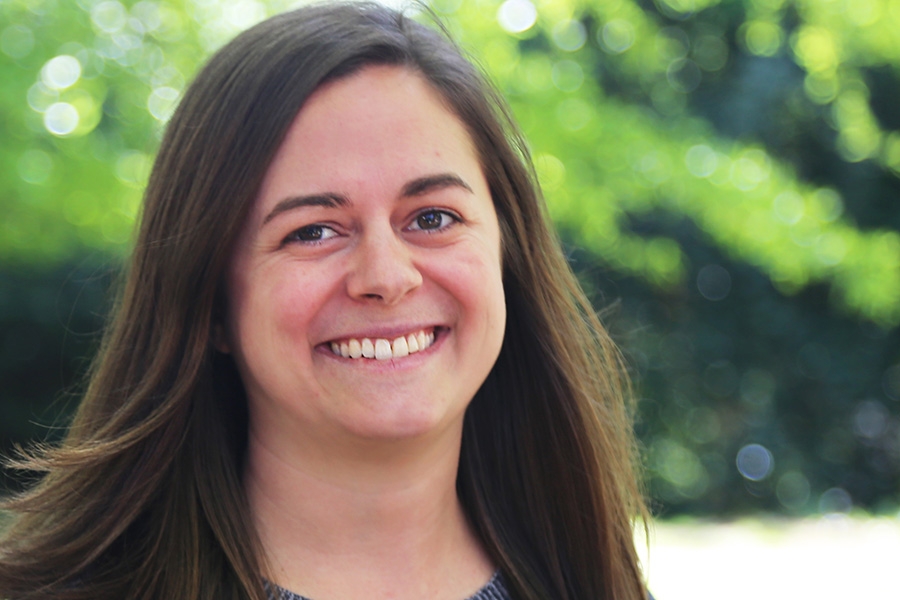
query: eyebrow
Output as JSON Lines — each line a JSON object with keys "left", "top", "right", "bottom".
{"left": 261, "top": 173, "right": 473, "bottom": 226}
{"left": 401, "top": 173, "right": 473, "bottom": 197}
{"left": 262, "top": 192, "right": 349, "bottom": 225}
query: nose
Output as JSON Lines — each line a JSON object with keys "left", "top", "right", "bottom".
{"left": 345, "top": 227, "right": 423, "bottom": 304}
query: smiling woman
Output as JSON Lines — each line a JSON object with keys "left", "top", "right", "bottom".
{"left": 0, "top": 3, "right": 649, "bottom": 600}
{"left": 224, "top": 67, "right": 506, "bottom": 454}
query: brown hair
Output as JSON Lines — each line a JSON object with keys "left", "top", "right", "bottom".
{"left": 0, "top": 3, "right": 648, "bottom": 599}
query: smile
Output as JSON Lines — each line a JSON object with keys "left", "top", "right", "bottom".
{"left": 328, "top": 328, "right": 436, "bottom": 360}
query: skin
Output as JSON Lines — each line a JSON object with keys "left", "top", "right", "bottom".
{"left": 221, "top": 66, "right": 506, "bottom": 599}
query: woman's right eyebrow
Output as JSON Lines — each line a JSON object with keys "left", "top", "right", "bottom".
{"left": 262, "top": 192, "right": 350, "bottom": 225}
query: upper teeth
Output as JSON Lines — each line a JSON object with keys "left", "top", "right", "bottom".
{"left": 329, "top": 330, "right": 435, "bottom": 360}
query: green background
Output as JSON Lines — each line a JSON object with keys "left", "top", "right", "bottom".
{"left": 2, "top": 0, "right": 899, "bottom": 516}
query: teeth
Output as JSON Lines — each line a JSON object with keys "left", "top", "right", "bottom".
{"left": 374, "top": 339, "right": 391, "bottom": 360}
{"left": 328, "top": 329, "right": 436, "bottom": 360}
{"left": 392, "top": 336, "right": 409, "bottom": 358}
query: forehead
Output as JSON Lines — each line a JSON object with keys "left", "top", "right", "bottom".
{"left": 252, "top": 65, "right": 485, "bottom": 208}
{"left": 299, "top": 65, "right": 471, "bottom": 154}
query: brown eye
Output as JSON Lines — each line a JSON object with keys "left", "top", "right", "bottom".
{"left": 417, "top": 211, "right": 442, "bottom": 230}
{"left": 286, "top": 224, "right": 338, "bottom": 244}
{"left": 409, "top": 209, "right": 459, "bottom": 232}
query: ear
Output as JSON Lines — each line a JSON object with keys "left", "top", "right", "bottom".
{"left": 211, "top": 322, "right": 231, "bottom": 354}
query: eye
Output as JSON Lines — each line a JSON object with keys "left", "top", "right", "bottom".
{"left": 407, "top": 209, "right": 460, "bottom": 233}
{"left": 284, "top": 224, "right": 339, "bottom": 245}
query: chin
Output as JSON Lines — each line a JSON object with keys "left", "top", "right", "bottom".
{"left": 341, "top": 404, "right": 464, "bottom": 443}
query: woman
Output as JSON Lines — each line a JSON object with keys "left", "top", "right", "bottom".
{"left": 0, "top": 3, "right": 649, "bottom": 599}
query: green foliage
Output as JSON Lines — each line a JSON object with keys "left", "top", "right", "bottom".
{"left": 443, "top": 0, "right": 900, "bottom": 326}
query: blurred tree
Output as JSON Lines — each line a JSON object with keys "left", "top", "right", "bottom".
{"left": 1, "top": 0, "right": 898, "bottom": 514}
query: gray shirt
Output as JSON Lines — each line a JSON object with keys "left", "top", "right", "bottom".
{"left": 267, "top": 571, "right": 511, "bottom": 600}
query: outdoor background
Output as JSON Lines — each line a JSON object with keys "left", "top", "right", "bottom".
{"left": 2, "top": 0, "right": 899, "bottom": 596}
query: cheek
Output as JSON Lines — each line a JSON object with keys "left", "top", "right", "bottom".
{"left": 441, "top": 247, "right": 506, "bottom": 335}
{"left": 227, "top": 266, "right": 323, "bottom": 353}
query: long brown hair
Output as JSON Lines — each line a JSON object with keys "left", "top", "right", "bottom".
{"left": 0, "top": 3, "right": 648, "bottom": 599}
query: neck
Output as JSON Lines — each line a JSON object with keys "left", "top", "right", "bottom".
{"left": 244, "top": 422, "right": 494, "bottom": 600}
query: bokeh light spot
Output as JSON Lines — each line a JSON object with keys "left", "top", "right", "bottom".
{"left": 147, "top": 86, "right": 180, "bottom": 122}
{"left": 693, "top": 34, "right": 728, "bottom": 71}
{"left": 667, "top": 59, "right": 701, "bottom": 93}
{"left": 43, "top": 103, "right": 80, "bottom": 136}
{"left": 853, "top": 400, "right": 889, "bottom": 440}
{"left": 653, "top": 438, "right": 710, "bottom": 498}
{"left": 132, "top": 1, "right": 162, "bottom": 32}
{"left": 1, "top": 24, "right": 35, "bottom": 59}
{"left": 497, "top": 0, "right": 537, "bottom": 34}
{"left": 27, "top": 82, "right": 59, "bottom": 113}
{"left": 551, "top": 60, "right": 583, "bottom": 92}
{"left": 740, "top": 369, "right": 776, "bottom": 406}
{"left": 792, "top": 26, "right": 839, "bottom": 73}
{"left": 776, "top": 471, "right": 811, "bottom": 510}
{"left": 742, "top": 21, "right": 783, "bottom": 57}
{"left": 847, "top": 0, "right": 881, "bottom": 26}
{"left": 225, "top": 0, "right": 266, "bottom": 30}
{"left": 656, "top": 27, "right": 689, "bottom": 62}
{"left": 645, "top": 238, "right": 682, "bottom": 283}
{"left": 100, "top": 210, "right": 133, "bottom": 244}
{"left": 730, "top": 150, "right": 770, "bottom": 191}
{"left": 772, "top": 191, "right": 804, "bottom": 225}
{"left": 736, "top": 443, "right": 774, "bottom": 481}
{"left": 600, "top": 19, "right": 635, "bottom": 54}
{"left": 697, "top": 264, "right": 731, "bottom": 301}
{"left": 687, "top": 407, "right": 722, "bottom": 444}
{"left": 41, "top": 55, "right": 82, "bottom": 90}
{"left": 551, "top": 19, "right": 586, "bottom": 52}
{"left": 685, "top": 145, "right": 718, "bottom": 178}
{"left": 115, "top": 151, "right": 152, "bottom": 187}
{"left": 91, "top": 1, "right": 127, "bottom": 34}
{"left": 17, "top": 150, "right": 54, "bottom": 185}
{"left": 812, "top": 188, "right": 843, "bottom": 222}
{"left": 818, "top": 487, "right": 852, "bottom": 514}
{"left": 804, "top": 72, "right": 839, "bottom": 104}
{"left": 535, "top": 153, "right": 566, "bottom": 192}
{"left": 814, "top": 232, "right": 847, "bottom": 266}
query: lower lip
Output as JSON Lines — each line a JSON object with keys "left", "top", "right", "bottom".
{"left": 317, "top": 328, "right": 447, "bottom": 369}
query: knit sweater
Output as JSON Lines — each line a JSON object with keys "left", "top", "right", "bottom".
{"left": 267, "top": 571, "right": 511, "bottom": 600}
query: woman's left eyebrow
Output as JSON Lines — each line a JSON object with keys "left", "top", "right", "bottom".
{"left": 401, "top": 173, "right": 473, "bottom": 197}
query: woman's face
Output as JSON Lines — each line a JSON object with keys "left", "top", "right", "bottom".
{"left": 222, "top": 66, "right": 506, "bottom": 448}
